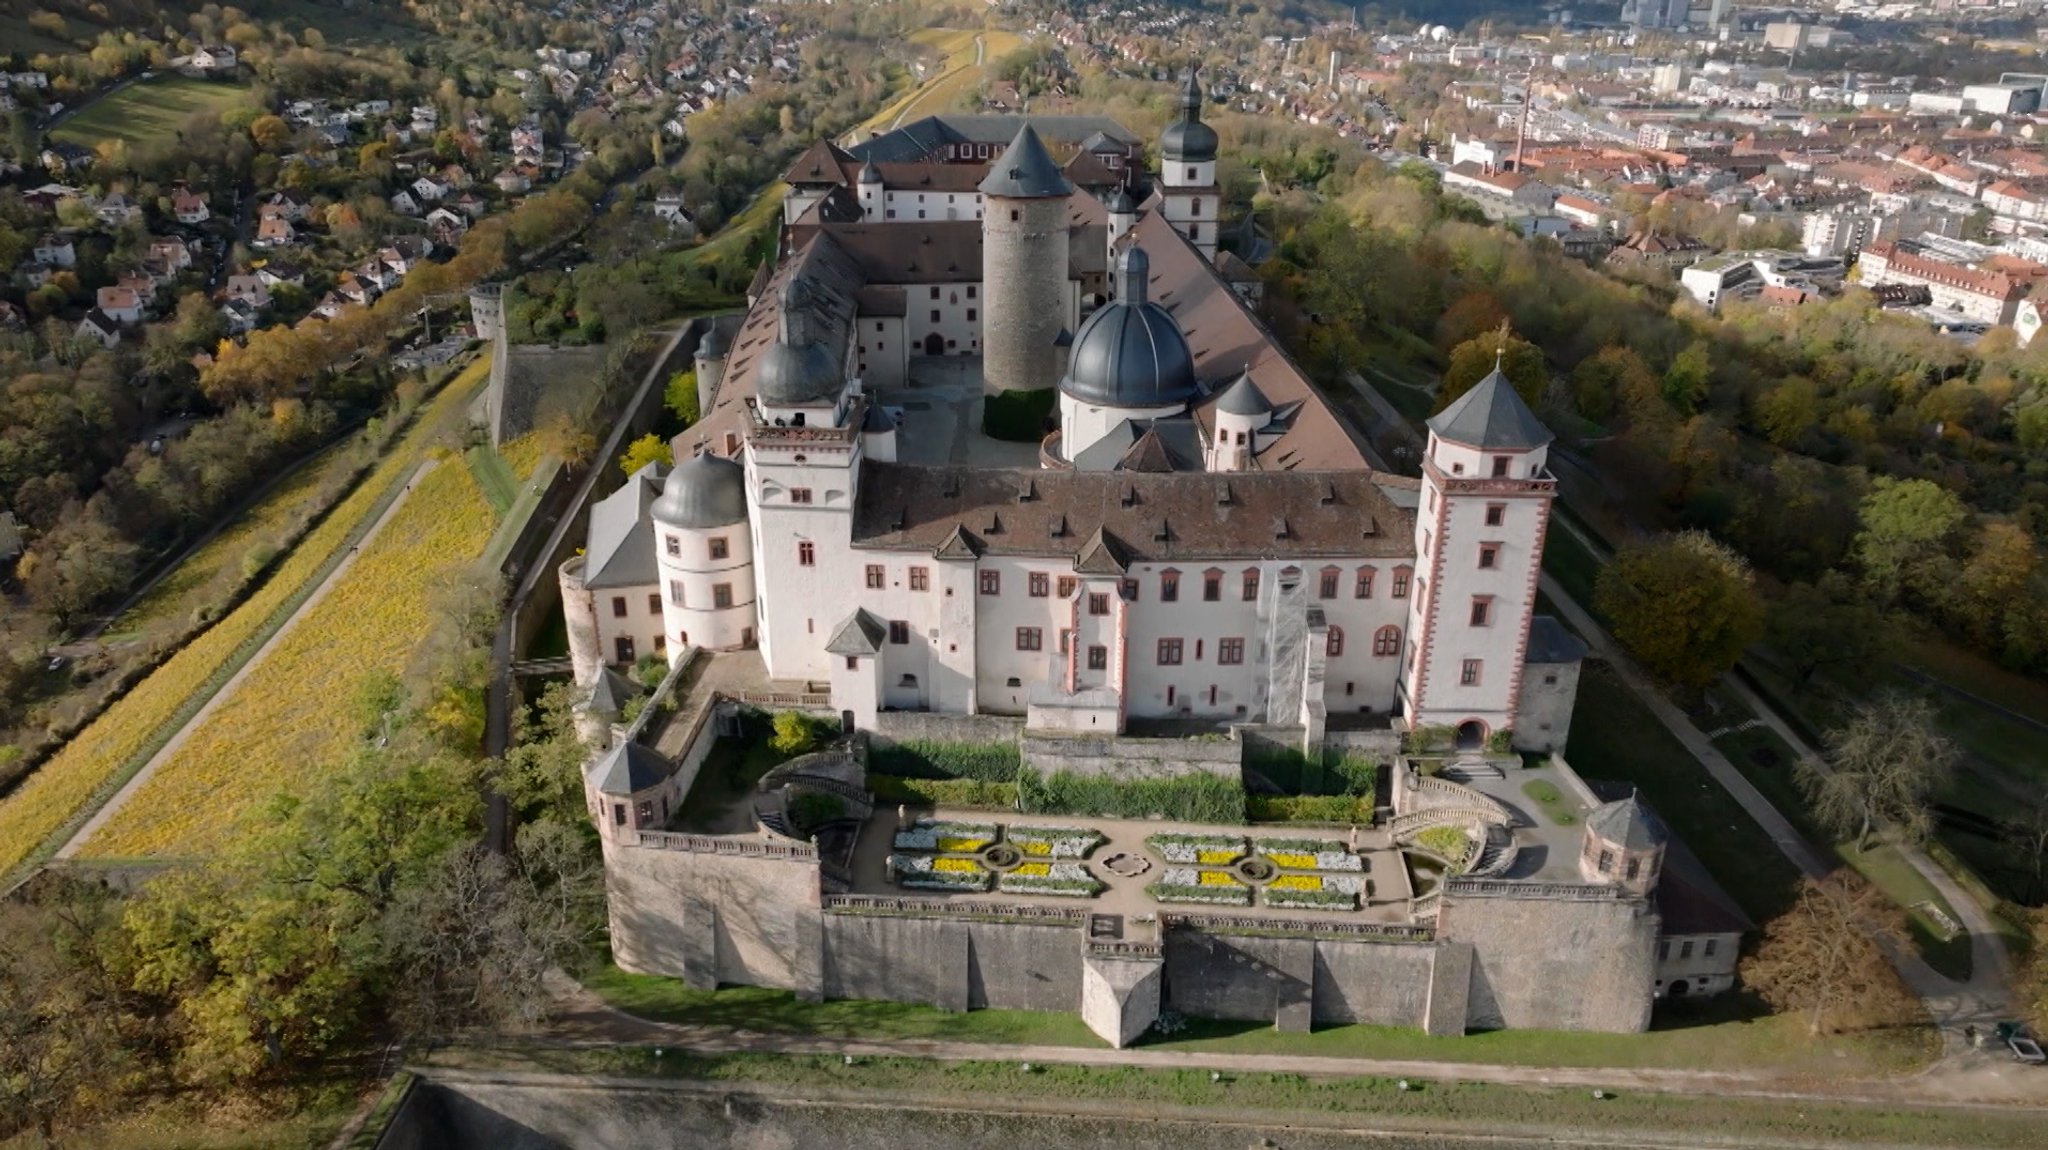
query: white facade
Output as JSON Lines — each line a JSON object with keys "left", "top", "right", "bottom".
{"left": 1159, "top": 157, "right": 1219, "bottom": 259}
{"left": 655, "top": 520, "right": 755, "bottom": 654}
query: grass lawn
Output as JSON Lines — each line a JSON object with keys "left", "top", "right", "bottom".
{"left": 1539, "top": 513, "right": 1605, "bottom": 610}
{"left": 426, "top": 1042, "right": 1993, "bottom": 1146}
{"left": 52, "top": 75, "right": 254, "bottom": 148}
{"left": 1518, "top": 778, "right": 1577, "bottom": 826}
{"left": 464, "top": 444, "right": 519, "bottom": 516}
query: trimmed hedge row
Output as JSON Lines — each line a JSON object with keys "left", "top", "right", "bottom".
{"left": 869, "top": 774, "right": 1019, "bottom": 810}
{"left": 868, "top": 739, "right": 1020, "bottom": 782}
{"left": 1018, "top": 768, "right": 1245, "bottom": 824}
{"left": 1247, "top": 795, "right": 1376, "bottom": 824}
{"left": 1243, "top": 748, "right": 1381, "bottom": 797}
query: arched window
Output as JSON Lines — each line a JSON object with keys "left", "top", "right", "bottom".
{"left": 1373, "top": 625, "right": 1400, "bottom": 657}
{"left": 1326, "top": 626, "right": 1344, "bottom": 657}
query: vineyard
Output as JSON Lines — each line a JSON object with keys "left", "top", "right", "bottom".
{"left": 0, "top": 367, "right": 486, "bottom": 878}
{"left": 85, "top": 454, "right": 496, "bottom": 857}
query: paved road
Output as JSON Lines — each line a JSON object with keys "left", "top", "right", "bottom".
{"left": 55, "top": 460, "right": 439, "bottom": 860}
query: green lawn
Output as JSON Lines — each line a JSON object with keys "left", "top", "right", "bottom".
{"left": 463, "top": 445, "right": 519, "bottom": 517}
{"left": 1538, "top": 514, "right": 1605, "bottom": 610}
{"left": 1518, "top": 778, "right": 1577, "bottom": 826}
{"left": 424, "top": 1043, "right": 1997, "bottom": 1147}
{"left": 52, "top": 75, "right": 255, "bottom": 148}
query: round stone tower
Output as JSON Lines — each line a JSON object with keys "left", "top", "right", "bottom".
{"left": 692, "top": 322, "right": 729, "bottom": 415}
{"left": 980, "top": 124, "right": 1074, "bottom": 398}
{"left": 469, "top": 283, "right": 505, "bottom": 342}
{"left": 651, "top": 449, "right": 756, "bottom": 655}
{"left": 558, "top": 554, "right": 604, "bottom": 687}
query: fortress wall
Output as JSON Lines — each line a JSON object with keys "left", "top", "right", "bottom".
{"left": 1310, "top": 938, "right": 1437, "bottom": 1026}
{"left": 1323, "top": 728, "right": 1403, "bottom": 763}
{"left": 603, "top": 843, "right": 819, "bottom": 988}
{"left": 870, "top": 712, "right": 1022, "bottom": 748}
{"left": 1162, "top": 929, "right": 1438, "bottom": 1028}
{"left": 1021, "top": 733, "right": 1243, "bottom": 781}
{"left": 820, "top": 913, "right": 1083, "bottom": 1012}
{"left": 1438, "top": 891, "right": 1658, "bottom": 1033}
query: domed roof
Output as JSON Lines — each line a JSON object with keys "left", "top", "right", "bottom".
{"left": 696, "top": 324, "right": 728, "bottom": 357}
{"left": 1061, "top": 246, "right": 1199, "bottom": 409}
{"left": 756, "top": 279, "right": 843, "bottom": 406}
{"left": 1586, "top": 795, "right": 1667, "bottom": 852}
{"left": 651, "top": 450, "right": 747, "bottom": 529}
{"left": 1160, "top": 68, "right": 1218, "bottom": 163}
{"left": 1107, "top": 184, "right": 1136, "bottom": 214}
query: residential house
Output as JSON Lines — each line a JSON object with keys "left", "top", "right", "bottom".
{"left": 651, "top": 194, "right": 694, "bottom": 234}
{"left": 189, "top": 44, "right": 238, "bottom": 72}
{"left": 39, "top": 142, "right": 93, "bottom": 174}
{"left": 390, "top": 189, "right": 422, "bottom": 217}
{"left": 220, "top": 296, "right": 262, "bottom": 334}
{"left": 32, "top": 235, "right": 75, "bottom": 267}
{"left": 412, "top": 175, "right": 449, "bottom": 202}
{"left": 172, "top": 190, "right": 211, "bottom": 224}
{"left": 453, "top": 191, "right": 489, "bottom": 219}
{"left": 493, "top": 168, "right": 531, "bottom": 194}
{"left": 96, "top": 193, "right": 141, "bottom": 226}
{"left": 425, "top": 207, "right": 468, "bottom": 243}
{"left": 1983, "top": 180, "right": 2048, "bottom": 225}
{"left": 76, "top": 309, "right": 121, "bottom": 347}
{"left": 95, "top": 286, "right": 144, "bottom": 325}
{"left": 255, "top": 216, "right": 298, "bottom": 248}
{"left": 262, "top": 192, "right": 311, "bottom": 222}
{"left": 1858, "top": 240, "right": 2027, "bottom": 325}
{"left": 256, "top": 261, "right": 307, "bottom": 289}
{"left": 149, "top": 237, "right": 194, "bottom": 274}
{"left": 224, "top": 274, "right": 272, "bottom": 309}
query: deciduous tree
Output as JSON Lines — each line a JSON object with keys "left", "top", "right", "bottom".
{"left": 616, "top": 432, "right": 670, "bottom": 477}
{"left": 1797, "top": 692, "right": 1958, "bottom": 852}
{"left": 1741, "top": 873, "right": 1916, "bottom": 1036}
{"left": 1853, "top": 477, "right": 1969, "bottom": 607}
{"left": 1593, "top": 531, "right": 1763, "bottom": 691}
{"left": 1434, "top": 326, "right": 1545, "bottom": 413}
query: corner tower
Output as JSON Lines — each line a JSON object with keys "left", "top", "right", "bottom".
{"left": 1400, "top": 364, "right": 1555, "bottom": 750}
{"left": 980, "top": 125, "right": 1074, "bottom": 398}
{"left": 1159, "top": 68, "right": 1219, "bottom": 259}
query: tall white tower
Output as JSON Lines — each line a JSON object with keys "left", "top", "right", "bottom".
{"left": 1398, "top": 364, "right": 1556, "bottom": 751}
{"left": 857, "top": 158, "right": 883, "bottom": 220}
{"left": 1158, "top": 68, "right": 1220, "bottom": 260}
{"left": 980, "top": 125, "right": 1074, "bottom": 398}
{"left": 650, "top": 449, "right": 756, "bottom": 656}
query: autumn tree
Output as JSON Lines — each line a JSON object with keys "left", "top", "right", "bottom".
{"left": 248, "top": 113, "right": 292, "bottom": 152}
{"left": 1765, "top": 574, "right": 1893, "bottom": 688}
{"left": 1741, "top": 873, "right": 1917, "bottom": 1036}
{"left": 1853, "top": 477, "right": 1969, "bottom": 607}
{"left": 1433, "top": 326, "right": 1546, "bottom": 413}
{"left": 665, "top": 369, "right": 700, "bottom": 427}
{"left": 617, "top": 432, "right": 671, "bottom": 477}
{"left": 1797, "top": 692, "right": 1958, "bottom": 852}
{"left": 1593, "top": 531, "right": 1763, "bottom": 691}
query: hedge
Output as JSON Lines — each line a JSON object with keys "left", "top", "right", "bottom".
{"left": 1243, "top": 748, "right": 1381, "bottom": 797}
{"left": 869, "top": 774, "right": 1018, "bottom": 810}
{"left": 980, "top": 387, "right": 1058, "bottom": 442}
{"left": 1247, "top": 795, "right": 1376, "bottom": 824}
{"left": 868, "top": 739, "right": 1020, "bottom": 782}
{"left": 1018, "top": 768, "right": 1245, "bottom": 823}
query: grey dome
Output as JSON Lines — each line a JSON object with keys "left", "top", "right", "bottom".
{"left": 696, "top": 325, "right": 728, "bottom": 357}
{"left": 1214, "top": 372, "right": 1271, "bottom": 416}
{"left": 1061, "top": 246, "right": 1199, "bottom": 409}
{"left": 651, "top": 450, "right": 747, "bottom": 529}
{"left": 1160, "top": 69, "right": 1218, "bottom": 163}
{"left": 755, "top": 336, "right": 842, "bottom": 405}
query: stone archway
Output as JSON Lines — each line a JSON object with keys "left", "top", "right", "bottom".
{"left": 1455, "top": 720, "right": 1486, "bottom": 751}
{"left": 923, "top": 331, "right": 945, "bottom": 356}
{"left": 1668, "top": 979, "right": 1690, "bottom": 999}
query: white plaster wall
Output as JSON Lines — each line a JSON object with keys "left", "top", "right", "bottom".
{"left": 1058, "top": 394, "right": 1186, "bottom": 461}
{"left": 972, "top": 556, "right": 1088, "bottom": 714}
{"left": 902, "top": 280, "right": 984, "bottom": 357}
{"left": 882, "top": 188, "right": 983, "bottom": 221}
{"left": 592, "top": 581, "right": 670, "bottom": 667}
{"left": 854, "top": 315, "right": 906, "bottom": 387}
{"left": 748, "top": 443, "right": 863, "bottom": 681}
{"left": 656, "top": 522, "right": 756, "bottom": 653}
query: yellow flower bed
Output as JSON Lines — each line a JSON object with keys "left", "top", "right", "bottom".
{"left": 1270, "top": 874, "right": 1325, "bottom": 892}
{"left": 1013, "top": 862, "right": 1051, "bottom": 877}
{"left": 1019, "top": 841, "right": 1052, "bottom": 856}
{"left": 931, "top": 857, "right": 985, "bottom": 874}
{"left": 1264, "top": 851, "right": 1318, "bottom": 870}
{"left": 84, "top": 455, "right": 495, "bottom": 858}
{"left": 0, "top": 374, "right": 484, "bottom": 875}
{"left": 1196, "top": 849, "right": 1240, "bottom": 865}
{"left": 1198, "top": 869, "right": 1242, "bottom": 887}
{"left": 937, "top": 836, "right": 989, "bottom": 853}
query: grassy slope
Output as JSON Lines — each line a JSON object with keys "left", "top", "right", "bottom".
{"left": 52, "top": 75, "right": 253, "bottom": 148}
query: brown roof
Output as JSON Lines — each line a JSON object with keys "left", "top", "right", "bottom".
{"left": 849, "top": 461, "right": 1416, "bottom": 562}
{"left": 820, "top": 222, "right": 983, "bottom": 283}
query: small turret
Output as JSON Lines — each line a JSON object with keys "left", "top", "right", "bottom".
{"left": 857, "top": 158, "right": 883, "bottom": 220}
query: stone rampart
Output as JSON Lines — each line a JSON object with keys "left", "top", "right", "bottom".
{"left": 1021, "top": 732, "right": 1242, "bottom": 781}
{"left": 820, "top": 909, "right": 1083, "bottom": 1013}
{"left": 1324, "top": 728, "right": 1403, "bottom": 763}
{"left": 870, "top": 711, "right": 1023, "bottom": 748}
{"left": 1437, "top": 884, "right": 1658, "bottom": 1032}
{"left": 603, "top": 839, "right": 820, "bottom": 989}
{"left": 1160, "top": 926, "right": 1440, "bottom": 1030}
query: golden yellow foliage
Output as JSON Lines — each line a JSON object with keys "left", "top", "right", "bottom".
{"left": 85, "top": 459, "right": 495, "bottom": 857}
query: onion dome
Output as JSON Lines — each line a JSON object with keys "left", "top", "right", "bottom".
{"left": 1160, "top": 67, "right": 1218, "bottom": 163}
{"left": 651, "top": 450, "right": 747, "bottom": 529}
{"left": 1060, "top": 246, "right": 1199, "bottom": 409}
{"left": 857, "top": 159, "right": 882, "bottom": 184}
{"left": 755, "top": 279, "right": 842, "bottom": 406}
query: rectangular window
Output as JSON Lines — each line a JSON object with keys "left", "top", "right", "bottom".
{"left": 1010, "top": 209, "right": 1020, "bottom": 221}
{"left": 1087, "top": 644, "right": 1108, "bottom": 670}
{"left": 615, "top": 636, "right": 635, "bottom": 662}
{"left": 1470, "top": 598, "right": 1492, "bottom": 627}
{"left": 1485, "top": 503, "right": 1506, "bottom": 527}
{"left": 1016, "top": 626, "right": 1042, "bottom": 651}
{"left": 798, "top": 541, "right": 815, "bottom": 567}
{"left": 980, "top": 570, "right": 1000, "bottom": 595}
{"left": 1319, "top": 569, "right": 1339, "bottom": 599}
{"left": 709, "top": 536, "right": 729, "bottom": 560}
{"left": 966, "top": 308, "right": 977, "bottom": 321}
{"left": 1392, "top": 571, "right": 1411, "bottom": 598}
{"left": 1658, "top": 941, "right": 1671, "bottom": 961}
{"left": 890, "top": 620, "right": 910, "bottom": 645}
{"left": 1704, "top": 938, "right": 1718, "bottom": 958}
{"left": 966, "top": 285, "right": 976, "bottom": 299}
{"left": 845, "top": 655, "right": 859, "bottom": 670}
{"left": 1355, "top": 568, "right": 1374, "bottom": 598}
{"left": 669, "top": 580, "right": 685, "bottom": 606}
{"left": 648, "top": 593, "right": 662, "bottom": 615}
{"left": 1479, "top": 543, "right": 1500, "bottom": 569}
{"left": 909, "top": 566, "right": 929, "bottom": 591}
{"left": 1460, "top": 658, "right": 1482, "bottom": 686}
{"left": 636, "top": 799, "right": 653, "bottom": 823}
{"left": 611, "top": 596, "right": 627, "bottom": 618}
{"left": 613, "top": 803, "right": 627, "bottom": 827}
{"left": 865, "top": 564, "right": 885, "bottom": 589}
{"left": 664, "top": 534, "right": 680, "bottom": 557}
{"left": 713, "top": 583, "right": 733, "bottom": 609}
{"left": 930, "top": 309, "right": 940, "bottom": 322}
{"left": 1122, "top": 578, "right": 1139, "bottom": 600}
{"left": 1242, "top": 569, "right": 1259, "bottom": 600}
{"left": 930, "top": 286, "right": 940, "bottom": 299}
{"left": 1057, "top": 576, "right": 1076, "bottom": 598}
{"left": 1160, "top": 572, "right": 1178, "bottom": 601}
{"left": 1203, "top": 571, "right": 1221, "bottom": 601}
{"left": 1492, "top": 455, "right": 1511, "bottom": 477}
{"left": 1217, "top": 638, "right": 1244, "bottom": 665}
{"left": 1680, "top": 940, "right": 1695, "bottom": 959}
{"left": 1088, "top": 592, "right": 1109, "bottom": 616}
{"left": 790, "top": 488, "right": 813, "bottom": 504}
{"left": 1422, "top": 529, "right": 1432, "bottom": 558}
{"left": 1029, "top": 572, "right": 1049, "bottom": 597}
{"left": 1157, "top": 638, "right": 1183, "bottom": 665}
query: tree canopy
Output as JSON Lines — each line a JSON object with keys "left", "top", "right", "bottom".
{"left": 1593, "top": 531, "right": 1764, "bottom": 692}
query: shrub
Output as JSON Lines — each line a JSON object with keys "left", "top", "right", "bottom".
{"left": 868, "top": 739, "right": 1019, "bottom": 782}
{"left": 1411, "top": 825, "right": 1472, "bottom": 870}
{"left": 869, "top": 774, "right": 1018, "bottom": 810}
{"left": 981, "top": 388, "right": 1058, "bottom": 442}
{"left": 788, "top": 791, "right": 845, "bottom": 834}
{"left": 1248, "top": 795, "right": 1375, "bottom": 823}
{"left": 1405, "top": 724, "right": 1457, "bottom": 753}
{"left": 1018, "top": 768, "right": 1245, "bottom": 823}
{"left": 769, "top": 711, "right": 827, "bottom": 756}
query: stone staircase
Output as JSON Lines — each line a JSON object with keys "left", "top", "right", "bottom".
{"left": 1437, "top": 754, "right": 1506, "bottom": 783}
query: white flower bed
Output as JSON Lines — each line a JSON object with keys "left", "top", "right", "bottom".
{"left": 1006, "top": 825, "right": 1107, "bottom": 859}
{"left": 891, "top": 819, "right": 999, "bottom": 853}
{"left": 1320, "top": 873, "right": 1366, "bottom": 895}
{"left": 996, "top": 862, "right": 1105, "bottom": 897}
{"left": 1314, "top": 851, "right": 1365, "bottom": 872}
{"left": 1146, "top": 833, "right": 1247, "bottom": 865}
{"left": 887, "top": 853, "right": 992, "bottom": 891}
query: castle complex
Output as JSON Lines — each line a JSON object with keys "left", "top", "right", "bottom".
{"left": 558, "top": 82, "right": 1748, "bottom": 1045}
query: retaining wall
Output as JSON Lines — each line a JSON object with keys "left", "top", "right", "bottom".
{"left": 870, "top": 712, "right": 1023, "bottom": 748}
{"left": 1021, "top": 732, "right": 1242, "bottom": 781}
{"left": 820, "top": 911, "right": 1083, "bottom": 1012}
{"left": 1161, "top": 928, "right": 1437, "bottom": 1029}
{"left": 1437, "top": 884, "right": 1658, "bottom": 1033}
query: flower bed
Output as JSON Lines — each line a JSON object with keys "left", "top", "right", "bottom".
{"left": 1410, "top": 825, "right": 1473, "bottom": 871}
{"left": 889, "top": 853, "right": 992, "bottom": 891}
{"left": 1145, "top": 833, "right": 1247, "bottom": 865}
{"left": 1260, "top": 870, "right": 1365, "bottom": 909}
{"left": 1005, "top": 825, "right": 1106, "bottom": 859}
{"left": 1253, "top": 838, "right": 1368, "bottom": 873}
{"left": 1146, "top": 875, "right": 1253, "bottom": 907}
{"left": 996, "top": 861, "right": 1105, "bottom": 897}
{"left": 1264, "top": 886, "right": 1359, "bottom": 910}
{"left": 892, "top": 818, "right": 999, "bottom": 853}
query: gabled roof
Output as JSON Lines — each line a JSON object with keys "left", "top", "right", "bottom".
{"left": 1073, "top": 527, "right": 1130, "bottom": 575}
{"left": 824, "top": 608, "right": 888, "bottom": 656}
{"left": 588, "top": 741, "right": 672, "bottom": 796}
{"left": 979, "top": 125, "right": 1073, "bottom": 199}
{"left": 933, "top": 523, "right": 983, "bottom": 560}
{"left": 781, "top": 138, "right": 854, "bottom": 185}
{"left": 583, "top": 463, "right": 665, "bottom": 588}
{"left": 1426, "top": 368, "right": 1552, "bottom": 451}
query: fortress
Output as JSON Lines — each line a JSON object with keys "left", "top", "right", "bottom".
{"left": 558, "top": 81, "right": 1749, "bottom": 1044}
